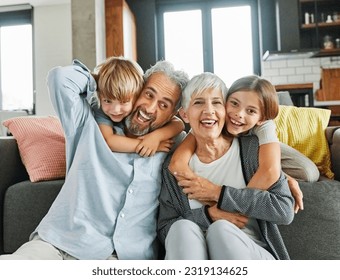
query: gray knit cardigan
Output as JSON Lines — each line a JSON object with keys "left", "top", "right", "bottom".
{"left": 157, "top": 135, "right": 295, "bottom": 260}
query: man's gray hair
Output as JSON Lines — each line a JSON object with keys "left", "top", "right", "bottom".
{"left": 144, "top": 60, "right": 189, "bottom": 111}
{"left": 181, "top": 72, "right": 228, "bottom": 110}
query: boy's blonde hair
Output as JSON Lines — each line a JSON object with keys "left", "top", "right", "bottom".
{"left": 92, "top": 56, "right": 144, "bottom": 105}
{"left": 227, "top": 75, "right": 279, "bottom": 120}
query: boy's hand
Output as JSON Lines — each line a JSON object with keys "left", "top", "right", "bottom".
{"left": 158, "top": 139, "right": 174, "bottom": 153}
{"left": 136, "top": 135, "right": 173, "bottom": 157}
{"left": 136, "top": 135, "right": 159, "bottom": 157}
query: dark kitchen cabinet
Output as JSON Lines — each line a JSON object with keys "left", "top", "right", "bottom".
{"left": 299, "top": 0, "right": 340, "bottom": 56}
{"left": 276, "top": 0, "right": 301, "bottom": 52}
{"left": 261, "top": 0, "right": 306, "bottom": 60}
{"left": 261, "top": 0, "right": 340, "bottom": 60}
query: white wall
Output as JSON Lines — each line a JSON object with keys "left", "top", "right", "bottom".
{"left": 95, "top": 0, "right": 106, "bottom": 64}
{"left": 261, "top": 56, "right": 340, "bottom": 105}
{"left": 33, "top": 4, "right": 72, "bottom": 116}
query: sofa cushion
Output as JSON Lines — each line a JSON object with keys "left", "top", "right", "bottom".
{"left": 2, "top": 116, "right": 66, "bottom": 182}
{"left": 274, "top": 105, "right": 333, "bottom": 179}
{"left": 279, "top": 179, "right": 340, "bottom": 259}
{"left": 277, "top": 91, "right": 294, "bottom": 106}
{"left": 2, "top": 180, "right": 64, "bottom": 253}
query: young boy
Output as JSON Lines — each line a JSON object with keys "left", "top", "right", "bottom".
{"left": 91, "top": 56, "right": 184, "bottom": 157}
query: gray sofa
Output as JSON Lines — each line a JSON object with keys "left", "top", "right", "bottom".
{"left": 1, "top": 126, "right": 340, "bottom": 259}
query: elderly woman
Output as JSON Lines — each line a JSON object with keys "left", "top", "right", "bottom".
{"left": 157, "top": 72, "right": 294, "bottom": 260}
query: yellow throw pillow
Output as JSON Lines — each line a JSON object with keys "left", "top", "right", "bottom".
{"left": 274, "top": 105, "right": 334, "bottom": 179}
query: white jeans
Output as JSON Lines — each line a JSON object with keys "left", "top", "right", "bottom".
{"left": 165, "top": 219, "right": 275, "bottom": 260}
{"left": 0, "top": 235, "right": 118, "bottom": 260}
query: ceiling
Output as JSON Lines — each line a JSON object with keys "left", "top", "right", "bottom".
{"left": 0, "top": 0, "right": 70, "bottom": 7}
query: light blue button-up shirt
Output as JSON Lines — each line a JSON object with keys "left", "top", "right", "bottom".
{"left": 32, "top": 60, "right": 182, "bottom": 260}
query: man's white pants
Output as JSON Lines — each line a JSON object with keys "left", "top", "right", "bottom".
{"left": 0, "top": 235, "right": 118, "bottom": 260}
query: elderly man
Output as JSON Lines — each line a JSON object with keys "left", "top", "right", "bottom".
{"left": 0, "top": 59, "right": 188, "bottom": 260}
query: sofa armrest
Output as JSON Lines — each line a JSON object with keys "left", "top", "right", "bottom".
{"left": 0, "top": 136, "right": 29, "bottom": 253}
{"left": 325, "top": 126, "right": 340, "bottom": 181}
{"left": 0, "top": 137, "right": 28, "bottom": 189}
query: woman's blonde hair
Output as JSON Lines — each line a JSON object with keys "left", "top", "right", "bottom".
{"left": 92, "top": 56, "right": 144, "bottom": 105}
{"left": 227, "top": 75, "right": 279, "bottom": 120}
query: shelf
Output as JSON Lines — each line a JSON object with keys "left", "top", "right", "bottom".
{"left": 275, "top": 83, "right": 314, "bottom": 107}
{"left": 299, "top": 0, "right": 340, "bottom": 56}
{"left": 300, "top": 0, "right": 338, "bottom": 3}
{"left": 302, "top": 21, "right": 340, "bottom": 29}
{"left": 313, "top": 48, "right": 340, "bottom": 57}
{"left": 262, "top": 49, "right": 318, "bottom": 61}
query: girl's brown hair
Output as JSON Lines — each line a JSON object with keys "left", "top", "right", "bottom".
{"left": 227, "top": 75, "right": 279, "bottom": 120}
{"left": 92, "top": 56, "right": 144, "bottom": 104}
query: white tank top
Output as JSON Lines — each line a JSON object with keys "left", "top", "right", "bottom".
{"left": 189, "top": 139, "right": 267, "bottom": 247}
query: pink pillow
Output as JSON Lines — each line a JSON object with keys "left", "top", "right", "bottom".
{"left": 3, "top": 116, "right": 66, "bottom": 182}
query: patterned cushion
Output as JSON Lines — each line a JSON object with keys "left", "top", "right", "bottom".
{"left": 2, "top": 116, "right": 66, "bottom": 182}
{"left": 274, "top": 105, "right": 333, "bottom": 179}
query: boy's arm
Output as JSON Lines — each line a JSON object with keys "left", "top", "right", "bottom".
{"left": 150, "top": 115, "right": 185, "bottom": 141}
{"left": 136, "top": 116, "right": 185, "bottom": 157}
{"left": 168, "top": 132, "right": 197, "bottom": 178}
{"left": 99, "top": 123, "right": 141, "bottom": 152}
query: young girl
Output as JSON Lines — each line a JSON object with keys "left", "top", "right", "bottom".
{"left": 169, "top": 75, "right": 302, "bottom": 212}
{"left": 91, "top": 56, "right": 184, "bottom": 157}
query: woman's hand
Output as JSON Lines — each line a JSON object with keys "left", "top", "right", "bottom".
{"left": 174, "top": 171, "right": 221, "bottom": 203}
{"left": 207, "top": 205, "right": 248, "bottom": 229}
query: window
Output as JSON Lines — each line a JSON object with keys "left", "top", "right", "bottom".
{"left": 0, "top": 5, "right": 33, "bottom": 112}
{"left": 157, "top": 0, "right": 260, "bottom": 87}
{"left": 163, "top": 10, "right": 204, "bottom": 78}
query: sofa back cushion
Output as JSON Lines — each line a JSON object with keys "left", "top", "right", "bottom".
{"left": 274, "top": 105, "right": 333, "bottom": 179}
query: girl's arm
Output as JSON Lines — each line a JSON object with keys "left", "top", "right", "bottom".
{"left": 149, "top": 115, "right": 184, "bottom": 141}
{"left": 136, "top": 116, "right": 185, "bottom": 157}
{"left": 248, "top": 121, "right": 303, "bottom": 212}
{"left": 168, "top": 132, "right": 197, "bottom": 177}
{"left": 177, "top": 172, "right": 294, "bottom": 225}
{"left": 247, "top": 142, "right": 281, "bottom": 189}
{"left": 171, "top": 120, "right": 281, "bottom": 188}
{"left": 247, "top": 120, "right": 281, "bottom": 189}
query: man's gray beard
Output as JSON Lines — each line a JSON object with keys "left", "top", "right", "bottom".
{"left": 125, "top": 114, "right": 151, "bottom": 136}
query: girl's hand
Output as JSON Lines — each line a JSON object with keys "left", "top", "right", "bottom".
{"left": 286, "top": 174, "right": 304, "bottom": 213}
